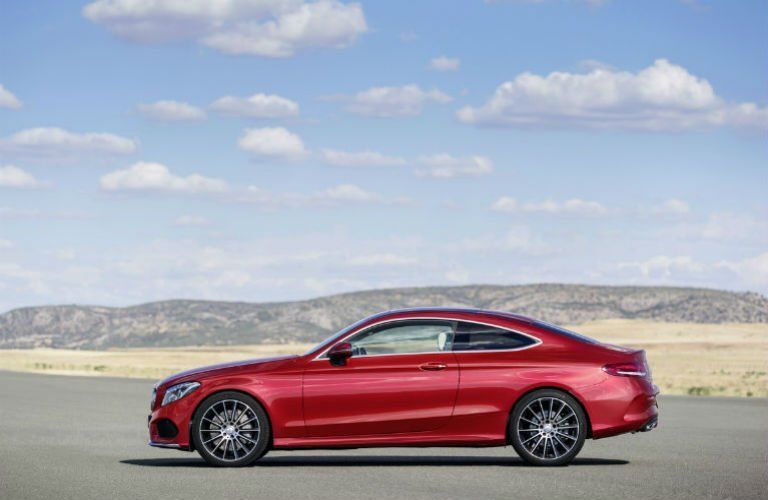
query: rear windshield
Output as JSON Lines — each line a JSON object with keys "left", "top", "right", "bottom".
{"left": 533, "top": 321, "right": 601, "bottom": 345}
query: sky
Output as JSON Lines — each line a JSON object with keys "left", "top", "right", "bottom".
{"left": 0, "top": 0, "right": 766, "bottom": 312}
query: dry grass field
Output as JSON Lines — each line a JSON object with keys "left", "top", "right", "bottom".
{"left": 0, "top": 320, "right": 765, "bottom": 396}
{"left": 573, "top": 320, "right": 767, "bottom": 397}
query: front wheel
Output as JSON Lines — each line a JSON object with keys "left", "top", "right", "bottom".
{"left": 191, "top": 391, "right": 270, "bottom": 467}
{"left": 510, "top": 389, "right": 587, "bottom": 466}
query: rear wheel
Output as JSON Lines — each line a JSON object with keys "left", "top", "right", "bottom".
{"left": 191, "top": 391, "right": 270, "bottom": 467}
{"left": 510, "top": 389, "right": 587, "bottom": 466}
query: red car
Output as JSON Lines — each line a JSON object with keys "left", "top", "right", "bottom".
{"left": 148, "top": 308, "right": 659, "bottom": 467}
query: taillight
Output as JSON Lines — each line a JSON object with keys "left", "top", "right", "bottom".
{"left": 602, "top": 362, "right": 647, "bottom": 377}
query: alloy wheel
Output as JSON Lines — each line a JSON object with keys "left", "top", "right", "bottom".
{"left": 516, "top": 396, "right": 579, "bottom": 460}
{"left": 198, "top": 399, "right": 260, "bottom": 462}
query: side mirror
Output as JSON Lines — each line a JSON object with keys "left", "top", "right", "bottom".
{"left": 328, "top": 342, "right": 353, "bottom": 366}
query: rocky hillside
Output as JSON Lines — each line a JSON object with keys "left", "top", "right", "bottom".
{"left": 1, "top": 284, "right": 766, "bottom": 349}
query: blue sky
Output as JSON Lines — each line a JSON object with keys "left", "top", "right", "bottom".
{"left": 0, "top": 0, "right": 766, "bottom": 311}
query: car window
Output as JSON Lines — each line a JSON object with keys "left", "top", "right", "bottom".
{"left": 452, "top": 321, "right": 537, "bottom": 351}
{"left": 532, "top": 321, "right": 601, "bottom": 345}
{"left": 346, "top": 320, "right": 455, "bottom": 356}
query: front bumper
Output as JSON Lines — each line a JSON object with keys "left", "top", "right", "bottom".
{"left": 147, "top": 391, "right": 200, "bottom": 450}
{"left": 148, "top": 441, "right": 184, "bottom": 449}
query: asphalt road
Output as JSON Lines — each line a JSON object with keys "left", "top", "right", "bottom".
{"left": 0, "top": 371, "right": 765, "bottom": 500}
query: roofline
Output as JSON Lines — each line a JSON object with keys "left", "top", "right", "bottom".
{"left": 375, "top": 307, "right": 536, "bottom": 324}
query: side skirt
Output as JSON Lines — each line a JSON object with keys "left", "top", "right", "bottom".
{"left": 273, "top": 434, "right": 506, "bottom": 450}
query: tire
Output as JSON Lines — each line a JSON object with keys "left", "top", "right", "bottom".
{"left": 191, "top": 391, "right": 270, "bottom": 467}
{"left": 509, "top": 389, "right": 587, "bottom": 466}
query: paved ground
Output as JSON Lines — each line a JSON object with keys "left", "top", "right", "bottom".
{"left": 0, "top": 371, "right": 765, "bottom": 500}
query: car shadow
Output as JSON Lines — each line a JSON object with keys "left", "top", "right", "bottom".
{"left": 121, "top": 456, "right": 628, "bottom": 468}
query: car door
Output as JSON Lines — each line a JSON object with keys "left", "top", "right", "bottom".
{"left": 302, "top": 319, "right": 459, "bottom": 437}
{"left": 450, "top": 320, "right": 543, "bottom": 431}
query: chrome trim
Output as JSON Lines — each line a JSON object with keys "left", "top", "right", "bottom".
{"left": 148, "top": 441, "right": 182, "bottom": 449}
{"left": 312, "top": 316, "right": 542, "bottom": 362}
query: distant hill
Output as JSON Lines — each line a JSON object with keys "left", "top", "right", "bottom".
{"left": 1, "top": 284, "right": 766, "bottom": 349}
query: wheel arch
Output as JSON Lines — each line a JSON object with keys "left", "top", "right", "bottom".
{"left": 187, "top": 388, "right": 273, "bottom": 452}
{"left": 506, "top": 385, "right": 593, "bottom": 443}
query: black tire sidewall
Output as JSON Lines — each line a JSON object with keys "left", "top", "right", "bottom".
{"left": 191, "top": 391, "right": 270, "bottom": 467}
{"left": 510, "top": 389, "right": 587, "bottom": 466}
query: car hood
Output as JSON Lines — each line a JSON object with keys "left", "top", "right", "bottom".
{"left": 157, "top": 354, "right": 299, "bottom": 388}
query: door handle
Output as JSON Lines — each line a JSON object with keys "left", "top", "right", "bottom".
{"left": 419, "top": 362, "right": 447, "bottom": 371}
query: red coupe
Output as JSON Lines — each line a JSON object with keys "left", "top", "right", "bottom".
{"left": 148, "top": 308, "right": 659, "bottom": 466}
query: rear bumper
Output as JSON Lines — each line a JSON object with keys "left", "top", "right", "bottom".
{"left": 582, "top": 378, "right": 659, "bottom": 439}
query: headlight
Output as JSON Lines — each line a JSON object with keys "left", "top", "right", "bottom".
{"left": 161, "top": 382, "right": 200, "bottom": 406}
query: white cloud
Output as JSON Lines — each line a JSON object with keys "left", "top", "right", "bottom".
{"left": 578, "top": 59, "right": 615, "bottom": 71}
{"left": 459, "top": 226, "right": 550, "bottom": 255}
{"left": 618, "top": 255, "right": 704, "bottom": 278}
{"left": 84, "top": 0, "right": 367, "bottom": 58}
{"left": 491, "top": 196, "right": 518, "bottom": 212}
{"left": 82, "top": 0, "right": 274, "bottom": 42}
{"left": 203, "top": 1, "right": 367, "bottom": 57}
{"left": 667, "top": 212, "right": 768, "bottom": 244}
{"left": 315, "top": 184, "right": 382, "bottom": 204}
{"left": 98, "top": 164, "right": 404, "bottom": 208}
{"left": 0, "top": 84, "right": 22, "bottom": 109}
{"left": 0, "top": 239, "right": 13, "bottom": 249}
{"left": 174, "top": 215, "right": 211, "bottom": 226}
{"left": 492, "top": 197, "right": 608, "bottom": 215}
{"left": 239, "top": 183, "right": 405, "bottom": 208}
{"left": 49, "top": 248, "right": 76, "bottom": 261}
{"left": 0, "top": 207, "right": 91, "bottom": 220}
{"left": 722, "top": 102, "right": 768, "bottom": 129}
{"left": 330, "top": 84, "right": 452, "bottom": 117}
{"left": 321, "top": 150, "right": 497, "bottom": 177}
{"left": 0, "top": 127, "right": 137, "bottom": 158}
{"left": 210, "top": 93, "right": 299, "bottom": 118}
{"left": 349, "top": 253, "right": 417, "bottom": 266}
{"left": 238, "top": 127, "right": 307, "bottom": 159}
{"left": 100, "top": 162, "right": 228, "bottom": 194}
{"left": 320, "top": 149, "right": 406, "bottom": 167}
{"left": 138, "top": 100, "right": 207, "bottom": 122}
{"left": 0, "top": 232, "right": 442, "bottom": 309}
{"left": 487, "top": 0, "right": 606, "bottom": 4}
{"left": 527, "top": 199, "right": 608, "bottom": 215}
{"left": 650, "top": 198, "right": 690, "bottom": 215}
{"left": 458, "top": 59, "right": 768, "bottom": 131}
{"left": 415, "top": 154, "right": 493, "bottom": 178}
{"left": 697, "top": 213, "right": 760, "bottom": 241}
{"left": 429, "top": 56, "right": 460, "bottom": 72}
{"left": 493, "top": 197, "right": 691, "bottom": 217}
{"left": 0, "top": 165, "right": 43, "bottom": 189}
{"left": 718, "top": 252, "right": 768, "bottom": 287}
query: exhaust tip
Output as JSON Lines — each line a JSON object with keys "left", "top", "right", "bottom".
{"left": 641, "top": 416, "right": 658, "bottom": 432}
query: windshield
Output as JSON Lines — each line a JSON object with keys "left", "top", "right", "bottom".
{"left": 533, "top": 320, "right": 601, "bottom": 345}
{"left": 303, "top": 316, "right": 372, "bottom": 356}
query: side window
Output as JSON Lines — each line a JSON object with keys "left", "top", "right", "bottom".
{"left": 347, "top": 320, "right": 455, "bottom": 356}
{"left": 452, "top": 321, "right": 537, "bottom": 351}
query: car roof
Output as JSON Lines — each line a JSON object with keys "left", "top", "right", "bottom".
{"left": 372, "top": 307, "right": 536, "bottom": 325}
